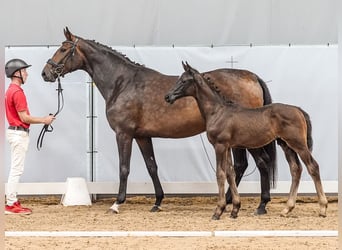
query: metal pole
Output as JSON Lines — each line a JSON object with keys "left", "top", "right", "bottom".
{"left": 87, "top": 78, "right": 97, "bottom": 200}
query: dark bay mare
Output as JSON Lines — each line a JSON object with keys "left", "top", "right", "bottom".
{"left": 165, "top": 62, "right": 328, "bottom": 219}
{"left": 41, "top": 27, "right": 277, "bottom": 214}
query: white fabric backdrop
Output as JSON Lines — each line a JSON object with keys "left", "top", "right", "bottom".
{"left": 4, "top": 45, "right": 337, "bottom": 191}
{"left": 3, "top": 0, "right": 336, "bottom": 46}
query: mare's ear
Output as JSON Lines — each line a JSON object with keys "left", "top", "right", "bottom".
{"left": 64, "top": 27, "right": 73, "bottom": 41}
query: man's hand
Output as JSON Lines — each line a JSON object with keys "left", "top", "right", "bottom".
{"left": 43, "top": 115, "right": 55, "bottom": 125}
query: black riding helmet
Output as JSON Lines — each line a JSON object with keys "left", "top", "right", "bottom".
{"left": 5, "top": 59, "right": 31, "bottom": 83}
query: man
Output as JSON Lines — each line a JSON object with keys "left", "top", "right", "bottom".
{"left": 5, "top": 58, "right": 55, "bottom": 215}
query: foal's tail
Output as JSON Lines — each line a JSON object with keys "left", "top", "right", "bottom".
{"left": 299, "top": 108, "right": 313, "bottom": 151}
{"left": 257, "top": 76, "right": 277, "bottom": 188}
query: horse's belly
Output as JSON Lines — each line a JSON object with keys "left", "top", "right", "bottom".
{"left": 230, "top": 130, "right": 275, "bottom": 149}
{"left": 136, "top": 119, "right": 206, "bottom": 138}
{"left": 135, "top": 98, "right": 206, "bottom": 138}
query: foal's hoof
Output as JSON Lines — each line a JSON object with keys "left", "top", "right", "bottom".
{"left": 212, "top": 214, "right": 220, "bottom": 220}
{"left": 280, "top": 207, "right": 293, "bottom": 217}
{"left": 319, "top": 205, "right": 327, "bottom": 218}
{"left": 280, "top": 212, "right": 289, "bottom": 217}
{"left": 150, "top": 205, "right": 162, "bottom": 212}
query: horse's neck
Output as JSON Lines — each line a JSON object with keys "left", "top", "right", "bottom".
{"left": 194, "top": 80, "right": 223, "bottom": 119}
{"left": 81, "top": 42, "right": 137, "bottom": 101}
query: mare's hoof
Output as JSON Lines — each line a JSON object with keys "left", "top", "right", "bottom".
{"left": 107, "top": 203, "right": 120, "bottom": 214}
{"left": 212, "top": 214, "right": 220, "bottom": 220}
{"left": 319, "top": 213, "right": 327, "bottom": 218}
{"left": 106, "top": 209, "right": 119, "bottom": 214}
{"left": 230, "top": 213, "right": 238, "bottom": 219}
{"left": 150, "top": 205, "right": 162, "bottom": 212}
{"left": 254, "top": 207, "right": 267, "bottom": 216}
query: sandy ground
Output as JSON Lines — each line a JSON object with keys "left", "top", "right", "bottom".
{"left": 5, "top": 195, "right": 338, "bottom": 249}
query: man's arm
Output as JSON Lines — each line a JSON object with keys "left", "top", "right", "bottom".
{"left": 18, "top": 111, "right": 55, "bottom": 125}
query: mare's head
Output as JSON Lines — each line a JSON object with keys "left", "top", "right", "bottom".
{"left": 42, "top": 27, "right": 84, "bottom": 82}
{"left": 165, "top": 62, "right": 202, "bottom": 104}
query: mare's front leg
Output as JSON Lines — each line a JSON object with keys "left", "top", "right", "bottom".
{"left": 108, "top": 132, "right": 133, "bottom": 214}
{"left": 136, "top": 137, "right": 164, "bottom": 212}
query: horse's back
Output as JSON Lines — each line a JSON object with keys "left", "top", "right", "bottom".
{"left": 265, "top": 103, "right": 308, "bottom": 133}
{"left": 138, "top": 67, "right": 264, "bottom": 109}
{"left": 203, "top": 68, "right": 264, "bottom": 108}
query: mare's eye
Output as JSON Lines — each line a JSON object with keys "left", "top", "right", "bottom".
{"left": 60, "top": 48, "right": 66, "bottom": 53}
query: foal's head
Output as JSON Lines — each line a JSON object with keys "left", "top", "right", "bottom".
{"left": 165, "top": 62, "right": 203, "bottom": 104}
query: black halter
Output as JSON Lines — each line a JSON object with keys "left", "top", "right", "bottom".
{"left": 36, "top": 39, "right": 78, "bottom": 150}
{"left": 46, "top": 39, "right": 79, "bottom": 77}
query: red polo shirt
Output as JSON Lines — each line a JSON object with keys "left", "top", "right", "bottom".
{"left": 5, "top": 83, "right": 30, "bottom": 128}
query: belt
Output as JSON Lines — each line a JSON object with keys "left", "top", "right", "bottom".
{"left": 8, "top": 126, "right": 30, "bottom": 133}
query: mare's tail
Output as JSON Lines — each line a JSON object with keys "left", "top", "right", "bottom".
{"left": 299, "top": 108, "right": 313, "bottom": 151}
{"left": 257, "top": 76, "right": 273, "bottom": 105}
{"left": 257, "top": 76, "right": 277, "bottom": 188}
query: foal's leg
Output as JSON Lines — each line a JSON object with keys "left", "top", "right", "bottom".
{"left": 225, "top": 148, "right": 241, "bottom": 218}
{"left": 277, "top": 141, "right": 303, "bottom": 216}
{"left": 213, "top": 145, "right": 239, "bottom": 219}
{"left": 109, "top": 132, "right": 133, "bottom": 213}
{"left": 135, "top": 137, "right": 164, "bottom": 212}
{"left": 296, "top": 149, "right": 328, "bottom": 217}
{"left": 226, "top": 149, "right": 247, "bottom": 203}
{"left": 212, "top": 144, "right": 226, "bottom": 220}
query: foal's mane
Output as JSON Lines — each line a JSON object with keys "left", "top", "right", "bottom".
{"left": 84, "top": 38, "right": 144, "bottom": 67}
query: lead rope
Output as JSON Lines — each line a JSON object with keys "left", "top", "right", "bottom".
{"left": 37, "top": 76, "right": 64, "bottom": 150}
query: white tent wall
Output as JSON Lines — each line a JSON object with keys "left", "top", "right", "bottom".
{"left": 2, "top": 0, "right": 337, "bottom": 195}
{"left": 3, "top": 0, "right": 337, "bottom": 46}
{"left": 4, "top": 45, "right": 338, "bottom": 194}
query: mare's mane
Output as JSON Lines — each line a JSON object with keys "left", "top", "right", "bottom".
{"left": 202, "top": 73, "right": 235, "bottom": 106}
{"left": 83, "top": 38, "right": 144, "bottom": 68}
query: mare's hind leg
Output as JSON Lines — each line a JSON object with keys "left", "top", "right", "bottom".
{"left": 228, "top": 148, "right": 271, "bottom": 215}
{"left": 135, "top": 137, "right": 164, "bottom": 212}
{"left": 277, "top": 140, "right": 303, "bottom": 216}
{"left": 296, "top": 149, "right": 328, "bottom": 217}
{"left": 248, "top": 148, "right": 272, "bottom": 215}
